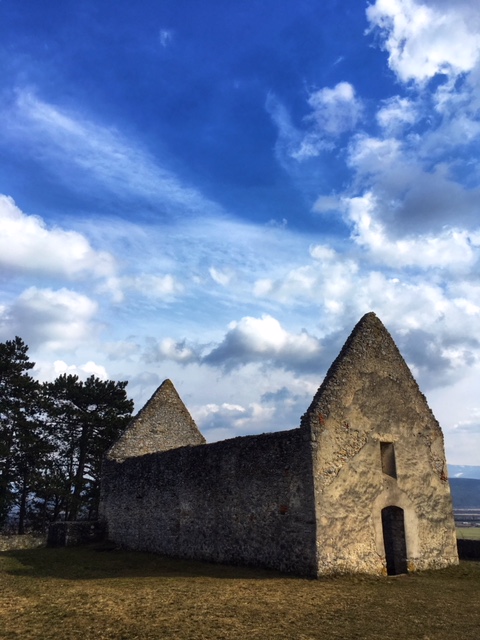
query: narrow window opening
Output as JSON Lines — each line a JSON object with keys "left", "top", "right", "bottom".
{"left": 380, "top": 442, "right": 397, "bottom": 479}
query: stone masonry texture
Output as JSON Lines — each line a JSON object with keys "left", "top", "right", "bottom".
{"left": 100, "top": 313, "right": 459, "bottom": 577}
{"left": 101, "top": 429, "right": 317, "bottom": 575}
{"left": 301, "top": 312, "right": 458, "bottom": 575}
{"left": 107, "top": 379, "right": 205, "bottom": 462}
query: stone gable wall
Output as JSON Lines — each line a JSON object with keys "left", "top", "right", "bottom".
{"left": 303, "top": 312, "right": 458, "bottom": 574}
{"left": 100, "top": 427, "right": 318, "bottom": 576}
{"left": 107, "top": 379, "right": 205, "bottom": 462}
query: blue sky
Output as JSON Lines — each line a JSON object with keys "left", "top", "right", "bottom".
{"left": 1, "top": 0, "right": 480, "bottom": 465}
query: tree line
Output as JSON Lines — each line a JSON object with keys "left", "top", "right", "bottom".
{"left": 0, "top": 336, "right": 134, "bottom": 534}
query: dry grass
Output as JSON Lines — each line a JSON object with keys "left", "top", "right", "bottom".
{"left": 457, "top": 527, "right": 480, "bottom": 540}
{"left": 1, "top": 546, "right": 479, "bottom": 640}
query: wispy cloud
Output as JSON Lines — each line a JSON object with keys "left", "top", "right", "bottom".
{"left": 159, "top": 28, "right": 173, "bottom": 48}
{"left": 2, "top": 90, "right": 224, "bottom": 219}
{"left": 266, "top": 82, "right": 363, "bottom": 162}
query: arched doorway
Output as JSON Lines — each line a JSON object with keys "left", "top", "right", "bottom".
{"left": 381, "top": 506, "right": 408, "bottom": 575}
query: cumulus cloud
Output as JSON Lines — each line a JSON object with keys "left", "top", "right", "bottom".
{"left": 34, "top": 358, "right": 109, "bottom": 382}
{"left": 367, "top": 0, "right": 480, "bottom": 84}
{"left": 346, "top": 134, "right": 480, "bottom": 233}
{"left": 0, "top": 195, "right": 115, "bottom": 280}
{"left": 376, "top": 96, "right": 418, "bottom": 134}
{"left": 345, "top": 192, "right": 480, "bottom": 272}
{"left": 0, "top": 287, "right": 98, "bottom": 350}
{"left": 60, "top": 360, "right": 108, "bottom": 379}
{"left": 203, "top": 314, "right": 322, "bottom": 373}
{"left": 143, "top": 337, "right": 199, "bottom": 365}
{"left": 193, "top": 400, "right": 277, "bottom": 442}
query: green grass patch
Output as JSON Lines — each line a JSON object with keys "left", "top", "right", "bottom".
{"left": 457, "top": 527, "right": 480, "bottom": 540}
{"left": 1, "top": 546, "right": 479, "bottom": 639}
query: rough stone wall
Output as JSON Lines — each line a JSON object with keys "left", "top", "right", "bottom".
{"left": 107, "top": 379, "right": 205, "bottom": 462}
{"left": 0, "top": 534, "right": 45, "bottom": 551}
{"left": 302, "top": 312, "right": 458, "bottom": 575}
{"left": 101, "top": 428, "right": 318, "bottom": 576}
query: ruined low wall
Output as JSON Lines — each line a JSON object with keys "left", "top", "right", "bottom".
{"left": 101, "top": 428, "right": 317, "bottom": 576}
{"left": 0, "top": 534, "right": 46, "bottom": 551}
{"left": 47, "top": 521, "right": 106, "bottom": 547}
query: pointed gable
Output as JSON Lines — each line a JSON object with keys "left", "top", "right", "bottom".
{"left": 301, "top": 311, "right": 436, "bottom": 434}
{"left": 107, "top": 379, "right": 205, "bottom": 462}
{"left": 300, "top": 312, "right": 449, "bottom": 486}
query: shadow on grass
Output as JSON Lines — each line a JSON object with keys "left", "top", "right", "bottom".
{"left": 3, "top": 545, "right": 478, "bottom": 585}
{"left": 1, "top": 544, "right": 304, "bottom": 582}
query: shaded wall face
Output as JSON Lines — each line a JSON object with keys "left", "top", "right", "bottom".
{"left": 309, "top": 374, "right": 458, "bottom": 575}
{"left": 101, "top": 429, "right": 318, "bottom": 576}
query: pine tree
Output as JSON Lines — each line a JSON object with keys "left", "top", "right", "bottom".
{"left": 0, "top": 337, "right": 45, "bottom": 532}
{"left": 44, "top": 374, "right": 133, "bottom": 520}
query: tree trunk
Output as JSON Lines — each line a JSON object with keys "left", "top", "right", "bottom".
{"left": 69, "top": 422, "right": 91, "bottom": 520}
{"left": 17, "top": 468, "right": 29, "bottom": 534}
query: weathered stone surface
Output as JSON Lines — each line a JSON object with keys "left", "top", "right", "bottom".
{"left": 101, "top": 429, "right": 317, "bottom": 575}
{"left": 101, "top": 313, "right": 458, "bottom": 577}
{"left": 107, "top": 379, "right": 205, "bottom": 462}
{"left": 302, "top": 312, "right": 458, "bottom": 574}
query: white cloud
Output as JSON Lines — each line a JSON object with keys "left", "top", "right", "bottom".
{"left": 367, "top": 0, "right": 480, "bottom": 84}
{"left": 348, "top": 134, "right": 404, "bottom": 177}
{"left": 254, "top": 249, "right": 359, "bottom": 314}
{"left": 346, "top": 133, "right": 480, "bottom": 233}
{"left": 305, "top": 82, "right": 363, "bottom": 137}
{"left": 0, "top": 287, "right": 98, "bottom": 350}
{"left": 144, "top": 337, "right": 198, "bottom": 364}
{"left": 34, "top": 358, "right": 109, "bottom": 382}
{"left": 203, "top": 314, "right": 322, "bottom": 372}
{"left": 266, "top": 83, "right": 362, "bottom": 162}
{"left": 0, "top": 195, "right": 115, "bottom": 280}
{"left": 209, "top": 267, "right": 233, "bottom": 286}
{"left": 377, "top": 96, "right": 418, "bottom": 133}
{"left": 193, "top": 400, "right": 276, "bottom": 442}
{"left": 429, "top": 363, "right": 480, "bottom": 465}
{"left": 345, "top": 192, "right": 479, "bottom": 272}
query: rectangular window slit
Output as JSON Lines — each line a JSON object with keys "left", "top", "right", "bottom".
{"left": 380, "top": 442, "right": 397, "bottom": 479}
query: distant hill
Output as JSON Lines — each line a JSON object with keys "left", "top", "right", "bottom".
{"left": 449, "top": 478, "right": 480, "bottom": 509}
{"left": 448, "top": 465, "right": 480, "bottom": 480}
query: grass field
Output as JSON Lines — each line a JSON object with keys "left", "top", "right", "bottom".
{"left": 1, "top": 546, "right": 479, "bottom": 640}
{"left": 457, "top": 527, "right": 480, "bottom": 540}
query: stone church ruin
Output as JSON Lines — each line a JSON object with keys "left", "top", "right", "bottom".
{"left": 100, "top": 312, "right": 458, "bottom": 576}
